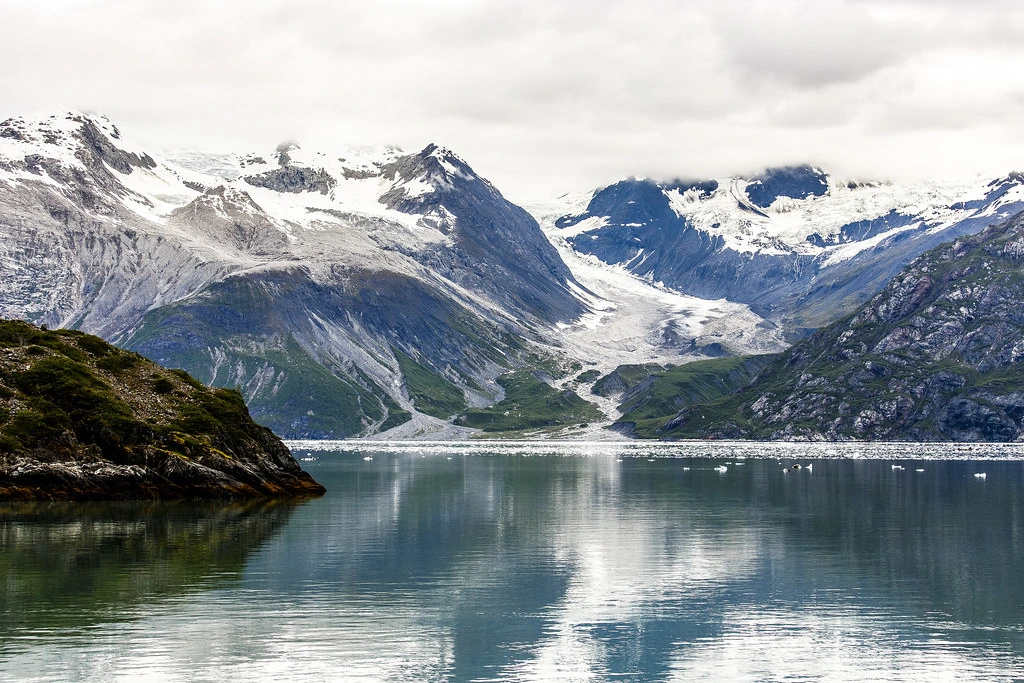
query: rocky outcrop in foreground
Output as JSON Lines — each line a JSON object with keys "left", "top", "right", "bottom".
{"left": 657, "top": 210, "right": 1024, "bottom": 441}
{"left": 0, "top": 321, "right": 325, "bottom": 500}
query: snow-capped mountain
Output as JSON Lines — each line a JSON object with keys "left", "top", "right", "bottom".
{"left": 5, "top": 112, "right": 1020, "bottom": 440}
{"left": 1, "top": 111, "right": 782, "bottom": 439}
{"left": 553, "top": 165, "right": 1024, "bottom": 337}
{"left": 0, "top": 112, "right": 597, "bottom": 437}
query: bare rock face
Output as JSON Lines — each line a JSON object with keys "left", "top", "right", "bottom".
{"left": 0, "top": 320, "right": 325, "bottom": 501}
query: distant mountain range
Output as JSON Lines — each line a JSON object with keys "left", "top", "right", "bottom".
{"left": 553, "top": 165, "right": 1024, "bottom": 338}
{"left": 612, "top": 211, "right": 1024, "bottom": 441}
{"left": 2, "top": 111, "right": 1023, "bottom": 441}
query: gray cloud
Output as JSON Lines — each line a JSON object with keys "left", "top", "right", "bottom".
{"left": 2, "top": 0, "right": 1024, "bottom": 199}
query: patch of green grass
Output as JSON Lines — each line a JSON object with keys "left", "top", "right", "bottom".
{"left": 4, "top": 397, "right": 73, "bottom": 448}
{"left": 378, "top": 399, "right": 412, "bottom": 431}
{"left": 457, "top": 371, "right": 602, "bottom": 432}
{"left": 169, "top": 388, "right": 252, "bottom": 443}
{"left": 170, "top": 368, "right": 207, "bottom": 390}
{"left": 393, "top": 347, "right": 467, "bottom": 419}
{"left": 96, "top": 352, "right": 141, "bottom": 375}
{"left": 75, "top": 333, "right": 112, "bottom": 357}
{"left": 152, "top": 377, "right": 175, "bottom": 394}
{"left": 617, "top": 356, "right": 775, "bottom": 426}
{"left": 9, "top": 355, "right": 146, "bottom": 457}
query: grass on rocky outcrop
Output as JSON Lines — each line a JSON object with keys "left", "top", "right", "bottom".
{"left": 0, "top": 320, "right": 270, "bottom": 461}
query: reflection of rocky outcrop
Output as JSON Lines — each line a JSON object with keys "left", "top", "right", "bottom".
{"left": 0, "top": 498, "right": 300, "bottom": 637}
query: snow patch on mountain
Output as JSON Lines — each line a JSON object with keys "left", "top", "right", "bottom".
{"left": 665, "top": 174, "right": 996, "bottom": 257}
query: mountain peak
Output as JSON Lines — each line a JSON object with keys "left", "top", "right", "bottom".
{"left": 417, "top": 143, "right": 475, "bottom": 183}
{"left": 0, "top": 110, "right": 156, "bottom": 176}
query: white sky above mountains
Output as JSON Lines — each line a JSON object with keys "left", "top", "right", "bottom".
{"left": 3, "top": 0, "right": 1024, "bottom": 201}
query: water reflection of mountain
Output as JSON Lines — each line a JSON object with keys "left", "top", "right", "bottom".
{"left": 0, "top": 499, "right": 300, "bottom": 645}
{"left": 266, "top": 452, "right": 1024, "bottom": 681}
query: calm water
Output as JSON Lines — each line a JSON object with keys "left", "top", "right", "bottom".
{"left": 2, "top": 442, "right": 1024, "bottom": 682}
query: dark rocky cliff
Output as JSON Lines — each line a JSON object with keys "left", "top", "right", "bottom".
{"left": 0, "top": 320, "right": 325, "bottom": 500}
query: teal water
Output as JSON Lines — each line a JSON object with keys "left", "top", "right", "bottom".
{"left": 1, "top": 442, "right": 1023, "bottom": 682}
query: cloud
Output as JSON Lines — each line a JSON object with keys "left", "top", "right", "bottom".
{"left": 2, "top": 0, "right": 1024, "bottom": 198}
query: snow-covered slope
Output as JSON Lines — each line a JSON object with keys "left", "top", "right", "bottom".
{"left": 553, "top": 166, "right": 1024, "bottom": 335}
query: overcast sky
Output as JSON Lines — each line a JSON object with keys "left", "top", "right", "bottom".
{"left": 4, "top": 0, "right": 1024, "bottom": 200}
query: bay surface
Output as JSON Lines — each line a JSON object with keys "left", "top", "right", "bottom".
{"left": 1, "top": 442, "right": 1023, "bottom": 681}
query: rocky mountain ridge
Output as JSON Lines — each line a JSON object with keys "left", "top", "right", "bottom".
{"left": 637, "top": 210, "right": 1024, "bottom": 441}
